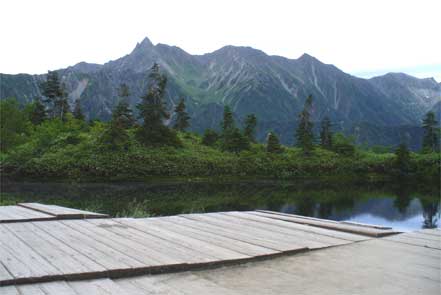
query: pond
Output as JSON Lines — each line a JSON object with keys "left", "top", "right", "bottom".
{"left": 1, "top": 179, "right": 439, "bottom": 232}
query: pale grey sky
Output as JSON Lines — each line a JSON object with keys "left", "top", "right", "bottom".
{"left": 1, "top": 0, "right": 440, "bottom": 81}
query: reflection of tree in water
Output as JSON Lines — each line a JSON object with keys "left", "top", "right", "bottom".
{"left": 295, "top": 197, "right": 316, "bottom": 217}
{"left": 393, "top": 188, "right": 412, "bottom": 214}
{"left": 421, "top": 199, "right": 440, "bottom": 229}
{"left": 318, "top": 203, "right": 333, "bottom": 219}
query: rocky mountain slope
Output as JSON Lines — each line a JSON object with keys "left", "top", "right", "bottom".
{"left": 1, "top": 37, "right": 440, "bottom": 149}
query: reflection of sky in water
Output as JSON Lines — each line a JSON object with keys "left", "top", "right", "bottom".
{"left": 283, "top": 198, "right": 440, "bottom": 232}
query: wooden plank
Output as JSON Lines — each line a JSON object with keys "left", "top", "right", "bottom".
{"left": 16, "top": 284, "right": 46, "bottom": 295}
{"left": 250, "top": 211, "right": 399, "bottom": 237}
{"left": 340, "top": 220, "right": 392, "bottom": 230}
{"left": 0, "top": 224, "right": 60, "bottom": 283}
{"left": 35, "top": 220, "right": 143, "bottom": 270}
{"left": 220, "top": 212, "right": 353, "bottom": 248}
{"left": 117, "top": 218, "right": 251, "bottom": 261}
{"left": 179, "top": 214, "right": 308, "bottom": 252}
{"left": 0, "top": 285, "right": 20, "bottom": 295}
{"left": 0, "top": 206, "right": 55, "bottom": 223}
{"left": 185, "top": 213, "right": 338, "bottom": 249}
{"left": 18, "top": 203, "right": 108, "bottom": 219}
{"left": 418, "top": 228, "right": 441, "bottom": 237}
{"left": 4, "top": 222, "right": 107, "bottom": 276}
{"left": 35, "top": 281, "right": 77, "bottom": 295}
{"left": 62, "top": 219, "right": 180, "bottom": 266}
{"left": 147, "top": 216, "right": 281, "bottom": 257}
{"left": 399, "top": 231, "right": 441, "bottom": 242}
{"left": 86, "top": 218, "right": 218, "bottom": 264}
{"left": 383, "top": 234, "right": 441, "bottom": 250}
{"left": 229, "top": 211, "right": 368, "bottom": 242}
{"left": 70, "top": 278, "right": 133, "bottom": 295}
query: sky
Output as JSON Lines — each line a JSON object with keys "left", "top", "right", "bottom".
{"left": 1, "top": 0, "right": 440, "bottom": 81}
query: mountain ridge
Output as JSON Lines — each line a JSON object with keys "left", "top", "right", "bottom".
{"left": 1, "top": 37, "right": 440, "bottom": 149}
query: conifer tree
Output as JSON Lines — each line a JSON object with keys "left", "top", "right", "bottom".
{"left": 40, "top": 71, "right": 70, "bottom": 120}
{"left": 73, "top": 99, "right": 85, "bottom": 121}
{"left": 221, "top": 105, "right": 235, "bottom": 134}
{"left": 266, "top": 132, "right": 283, "bottom": 153}
{"left": 421, "top": 111, "right": 439, "bottom": 153}
{"left": 222, "top": 127, "right": 250, "bottom": 153}
{"left": 136, "top": 63, "right": 180, "bottom": 147}
{"left": 295, "top": 95, "right": 314, "bottom": 155}
{"left": 202, "top": 129, "right": 219, "bottom": 146}
{"left": 173, "top": 98, "right": 190, "bottom": 131}
{"left": 99, "top": 114, "right": 129, "bottom": 151}
{"left": 394, "top": 143, "right": 411, "bottom": 174}
{"left": 244, "top": 114, "right": 257, "bottom": 143}
{"left": 29, "top": 97, "right": 47, "bottom": 125}
{"left": 320, "top": 116, "right": 333, "bottom": 149}
{"left": 113, "top": 84, "right": 134, "bottom": 129}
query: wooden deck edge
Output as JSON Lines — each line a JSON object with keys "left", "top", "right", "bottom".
{"left": 17, "top": 203, "right": 109, "bottom": 220}
{"left": 254, "top": 211, "right": 400, "bottom": 237}
{"left": 0, "top": 217, "right": 56, "bottom": 224}
{"left": 0, "top": 247, "right": 309, "bottom": 287}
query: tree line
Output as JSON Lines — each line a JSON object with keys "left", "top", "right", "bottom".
{"left": 2, "top": 63, "right": 439, "bottom": 161}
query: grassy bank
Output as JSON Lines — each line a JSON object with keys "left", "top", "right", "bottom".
{"left": 1, "top": 124, "right": 439, "bottom": 181}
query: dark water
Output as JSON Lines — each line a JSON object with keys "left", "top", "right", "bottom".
{"left": 1, "top": 179, "right": 439, "bottom": 232}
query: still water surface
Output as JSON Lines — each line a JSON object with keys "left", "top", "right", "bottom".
{"left": 1, "top": 179, "right": 439, "bottom": 232}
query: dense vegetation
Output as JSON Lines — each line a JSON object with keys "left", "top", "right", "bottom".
{"left": 1, "top": 65, "right": 439, "bottom": 181}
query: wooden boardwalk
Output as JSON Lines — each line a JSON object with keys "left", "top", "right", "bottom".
{"left": 0, "top": 203, "right": 438, "bottom": 294}
{"left": 0, "top": 203, "right": 107, "bottom": 223}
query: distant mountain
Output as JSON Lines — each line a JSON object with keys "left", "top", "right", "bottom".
{"left": 1, "top": 37, "right": 440, "bottom": 149}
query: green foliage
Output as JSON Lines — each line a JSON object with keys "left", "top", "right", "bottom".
{"left": 0, "top": 98, "right": 30, "bottom": 152}
{"left": 112, "top": 100, "right": 135, "bottom": 129}
{"left": 422, "top": 111, "right": 439, "bottom": 153}
{"left": 221, "top": 128, "right": 250, "bottom": 153}
{"left": 332, "top": 133, "right": 356, "bottom": 156}
{"left": 320, "top": 116, "right": 333, "bottom": 149}
{"left": 136, "top": 63, "right": 180, "bottom": 147}
{"left": 370, "top": 145, "right": 392, "bottom": 154}
{"left": 296, "top": 95, "right": 314, "bottom": 155}
{"left": 266, "top": 132, "right": 283, "bottom": 153}
{"left": 394, "top": 143, "right": 411, "bottom": 175}
{"left": 28, "top": 97, "right": 47, "bottom": 125}
{"left": 202, "top": 129, "right": 219, "bottom": 146}
{"left": 73, "top": 99, "right": 85, "bottom": 121}
{"left": 40, "top": 71, "right": 70, "bottom": 120}
{"left": 244, "top": 114, "right": 257, "bottom": 143}
{"left": 221, "top": 105, "right": 235, "bottom": 133}
{"left": 173, "top": 98, "right": 190, "bottom": 131}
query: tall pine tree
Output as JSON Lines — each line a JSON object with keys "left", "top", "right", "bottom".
{"left": 221, "top": 105, "right": 235, "bottom": 134}
{"left": 73, "top": 99, "right": 85, "bottom": 121}
{"left": 295, "top": 95, "right": 314, "bottom": 155}
{"left": 266, "top": 132, "right": 283, "bottom": 153}
{"left": 173, "top": 98, "right": 190, "bottom": 131}
{"left": 40, "top": 71, "right": 70, "bottom": 120}
{"left": 136, "top": 63, "right": 180, "bottom": 147}
{"left": 113, "top": 84, "right": 134, "bottom": 129}
{"left": 320, "top": 116, "right": 333, "bottom": 149}
{"left": 244, "top": 114, "right": 257, "bottom": 143}
{"left": 394, "top": 143, "right": 411, "bottom": 174}
{"left": 421, "top": 111, "right": 439, "bottom": 153}
{"left": 29, "top": 97, "right": 47, "bottom": 125}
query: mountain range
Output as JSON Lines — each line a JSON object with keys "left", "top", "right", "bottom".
{"left": 1, "top": 37, "right": 440, "bottom": 149}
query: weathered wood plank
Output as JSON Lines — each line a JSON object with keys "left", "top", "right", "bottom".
{"left": 0, "top": 206, "right": 54, "bottom": 223}
{"left": 117, "top": 218, "right": 252, "bottom": 261}
{"left": 384, "top": 234, "right": 441, "bottom": 250}
{"left": 147, "top": 216, "right": 280, "bottom": 257}
{"left": 87, "top": 218, "right": 217, "bottom": 264}
{"left": 221, "top": 212, "right": 353, "bottom": 248}
{"left": 186, "top": 213, "right": 337, "bottom": 250}
{"left": 0, "top": 224, "right": 60, "bottom": 282}
{"left": 62, "top": 219, "right": 180, "bottom": 266}
{"left": 179, "top": 214, "right": 308, "bottom": 252}
{"left": 35, "top": 220, "right": 143, "bottom": 270}
{"left": 0, "top": 285, "right": 20, "bottom": 295}
{"left": 70, "top": 278, "right": 133, "bottom": 295}
{"left": 251, "top": 211, "right": 399, "bottom": 237}
{"left": 229, "top": 211, "right": 368, "bottom": 242}
{"left": 18, "top": 203, "right": 108, "bottom": 219}
{"left": 4, "top": 222, "right": 106, "bottom": 275}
